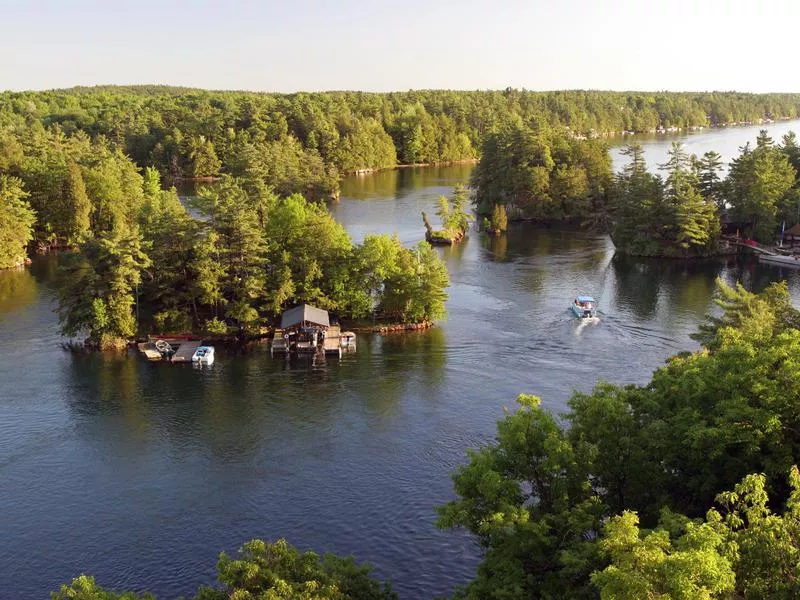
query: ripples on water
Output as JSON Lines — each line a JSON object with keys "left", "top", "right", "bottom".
{"left": 3, "top": 157, "right": 800, "bottom": 599}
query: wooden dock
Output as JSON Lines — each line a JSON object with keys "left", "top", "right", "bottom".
{"left": 170, "top": 340, "right": 202, "bottom": 362}
{"left": 137, "top": 338, "right": 202, "bottom": 362}
{"left": 324, "top": 325, "right": 342, "bottom": 357}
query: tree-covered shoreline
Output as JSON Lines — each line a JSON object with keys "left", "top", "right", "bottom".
{"left": 470, "top": 118, "right": 800, "bottom": 256}
{"left": 4, "top": 87, "right": 800, "bottom": 342}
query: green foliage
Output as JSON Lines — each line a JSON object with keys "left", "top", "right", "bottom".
{"left": 693, "top": 278, "right": 800, "bottom": 349}
{"left": 196, "top": 538, "right": 396, "bottom": 600}
{"left": 377, "top": 241, "right": 449, "bottom": 322}
{"left": 713, "top": 467, "right": 800, "bottom": 599}
{"left": 611, "top": 143, "right": 720, "bottom": 257}
{"left": 489, "top": 203, "right": 507, "bottom": 233}
{"left": 57, "top": 226, "right": 150, "bottom": 346}
{"left": 262, "top": 192, "right": 353, "bottom": 313}
{"left": 4, "top": 88, "right": 800, "bottom": 264}
{"left": 57, "top": 169, "right": 451, "bottom": 337}
{"left": 51, "top": 575, "right": 155, "bottom": 600}
{"left": 54, "top": 539, "right": 395, "bottom": 600}
{"left": 592, "top": 511, "right": 734, "bottom": 600}
{"left": 59, "top": 161, "right": 92, "bottom": 244}
{"left": 471, "top": 119, "right": 611, "bottom": 223}
{"left": 438, "top": 394, "right": 606, "bottom": 599}
{"left": 204, "top": 317, "right": 227, "bottom": 334}
{"left": 425, "top": 184, "right": 473, "bottom": 242}
{"left": 0, "top": 175, "right": 36, "bottom": 269}
{"left": 728, "top": 135, "right": 797, "bottom": 242}
{"left": 187, "top": 135, "right": 221, "bottom": 178}
{"left": 695, "top": 151, "right": 725, "bottom": 209}
{"left": 594, "top": 467, "right": 800, "bottom": 600}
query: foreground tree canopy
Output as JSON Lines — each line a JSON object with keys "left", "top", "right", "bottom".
{"left": 52, "top": 538, "right": 397, "bottom": 600}
{"left": 437, "top": 279, "right": 800, "bottom": 599}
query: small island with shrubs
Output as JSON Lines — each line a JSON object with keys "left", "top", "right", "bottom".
{"left": 421, "top": 184, "right": 473, "bottom": 245}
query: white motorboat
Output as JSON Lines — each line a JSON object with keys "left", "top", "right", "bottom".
{"left": 570, "top": 296, "right": 598, "bottom": 319}
{"left": 191, "top": 346, "right": 215, "bottom": 365}
{"left": 339, "top": 331, "right": 356, "bottom": 349}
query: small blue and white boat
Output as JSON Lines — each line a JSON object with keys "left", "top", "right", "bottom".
{"left": 570, "top": 296, "right": 597, "bottom": 319}
{"left": 191, "top": 345, "right": 215, "bottom": 365}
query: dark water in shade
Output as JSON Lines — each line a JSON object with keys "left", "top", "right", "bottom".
{"left": 3, "top": 160, "right": 800, "bottom": 599}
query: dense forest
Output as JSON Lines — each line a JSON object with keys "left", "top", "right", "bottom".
{"left": 608, "top": 130, "right": 800, "bottom": 254}
{"left": 50, "top": 280, "right": 800, "bottom": 599}
{"left": 470, "top": 120, "right": 800, "bottom": 255}
{"left": 3, "top": 87, "right": 800, "bottom": 338}
{"left": 2, "top": 87, "right": 800, "bottom": 264}
{"left": 2, "top": 86, "right": 799, "bottom": 190}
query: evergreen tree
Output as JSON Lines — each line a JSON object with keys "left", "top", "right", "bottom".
{"left": 187, "top": 135, "right": 222, "bottom": 178}
{"left": 661, "top": 142, "right": 719, "bottom": 251}
{"left": 57, "top": 226, "right": 151, "bottom": 348}
{"left": 728, "top": 140, "right": 796, "bottom": 241}
{"left": 695, "top": 150, "right": 725, "bottom": 209}
{"left": 58, "top": 161, "right": 91, "bottom": 244}
{"left": 0, "top": 176, "right": 36, "bottom": 269}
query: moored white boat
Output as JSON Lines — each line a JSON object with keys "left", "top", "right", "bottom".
{"left": 191, "top": 346, "right": 215, "bottom": 365}
{"left": 570, "top": 296, "right": 597, "bottom": 319}
{"left": 339, "top": 331, "right": 356, "bottom": 349}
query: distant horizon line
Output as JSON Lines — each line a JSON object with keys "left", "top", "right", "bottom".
{"left": 3, "top": 84, "right": 800, "bottom": 96}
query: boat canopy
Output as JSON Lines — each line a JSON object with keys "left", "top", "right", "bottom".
{"left": 280, "top": 304, "right": 330, "bottom": 329}
{"left": 576, "top": 296, "right": 595, "bottom": 303}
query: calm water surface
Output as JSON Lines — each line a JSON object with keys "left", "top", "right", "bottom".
{"left": 3, "top": 133, "right": 800, "bottom": 599}
{"left": 609, "top": 118, "right": 800, "bottom": 171}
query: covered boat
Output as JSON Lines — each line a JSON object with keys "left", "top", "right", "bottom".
{"left": 570, "top": 296, "right": 597, "bottom": 319}
{"left": 191, "top": 346, "right": 215, "bottom": 365}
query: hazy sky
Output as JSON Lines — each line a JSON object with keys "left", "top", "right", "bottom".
{"left": 2, "top": 0, "right": 799, "bottom": 93}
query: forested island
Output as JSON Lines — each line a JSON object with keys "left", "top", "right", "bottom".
{"left": 471, "top": 120, "right": 800, "bottom": 256}
{"left": 3, "top": 88, "right": 800, "bottom": 344}
{"left": 49, "top": 280, "right": 800, "bottom": 599}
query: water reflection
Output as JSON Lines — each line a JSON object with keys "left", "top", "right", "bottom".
{"left": 340, "top": 164, "right": 475, "bottom": 201}
{"left": 61, "top": 331, "right": 448, "bottom": 465}
{"left": 482, "top": 233, "right": 509, "bottom": 262}
{"left": 0, "top": 266, "right": 38, "bottom": 317}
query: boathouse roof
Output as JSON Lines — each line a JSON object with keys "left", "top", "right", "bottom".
{"left": 785, "top": 223, "right": 800, "bottom": 237}
{"left": 280, "top": 304, "right": 330, "bottom": 329}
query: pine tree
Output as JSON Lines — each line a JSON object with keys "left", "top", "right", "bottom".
{"left": 59, "top": 161, "right": 91, "bottom": 244}
{"left": 0, "top": 176, "right": 36, "bottom": 269}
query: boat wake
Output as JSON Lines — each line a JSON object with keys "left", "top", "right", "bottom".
{"left": 573, "top": 315, "right": 600, "bottom": 335}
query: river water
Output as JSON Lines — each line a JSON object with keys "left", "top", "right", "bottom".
{"left": 3, "top": 123, "right": 800, "bottom": 600}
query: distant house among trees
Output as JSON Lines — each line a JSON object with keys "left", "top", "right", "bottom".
{"left": 783, "top": 223, "right": 800, "bottom": 247}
